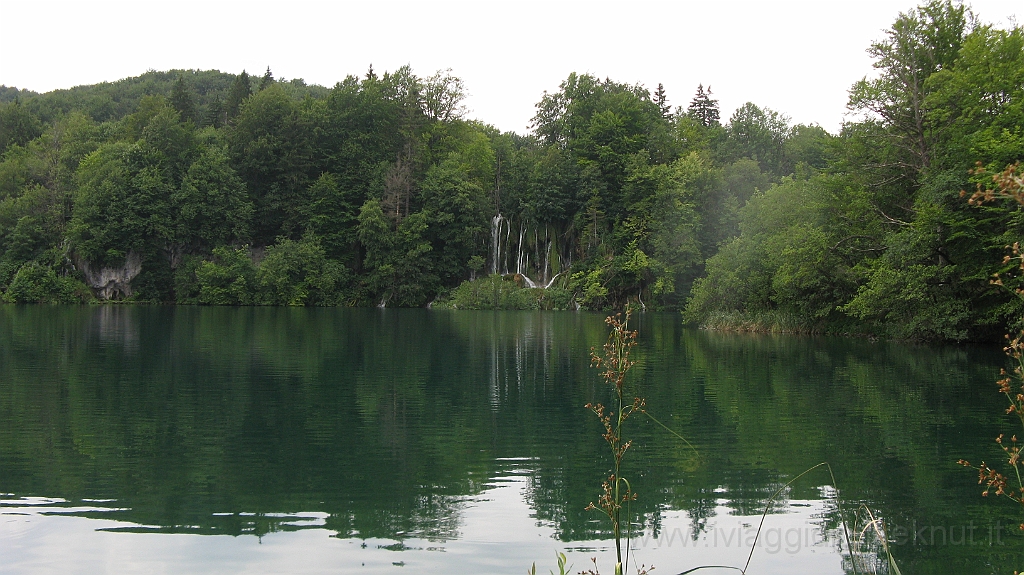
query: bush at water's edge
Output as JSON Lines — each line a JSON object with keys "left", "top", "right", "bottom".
{"left": 433, "top": 274, "right": 574, "bottom": 311}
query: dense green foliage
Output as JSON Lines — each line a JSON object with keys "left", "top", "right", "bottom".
{"left": 0, "top": 1, "right": 1020, "bottom": 340}
{"left": 684, "top": 1, "right": 1024, "bottom": 341}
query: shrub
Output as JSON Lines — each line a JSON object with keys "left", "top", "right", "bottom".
{"left": 195, "top": 246, "right": 256, "bottom": 305}
{"left": 254, "top": 237, "right": 350, "bottom": 306}
{"left": 3, "top": 262, "right": 92, "bottom": 304}
{"left": 441, "top": 275, "right": 539, "bottom": 310}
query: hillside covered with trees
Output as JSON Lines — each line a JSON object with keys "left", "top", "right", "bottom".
{"left": 0, "top": 1, "right": 1021, "bottom": 341}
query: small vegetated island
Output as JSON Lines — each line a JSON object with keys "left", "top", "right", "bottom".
{"left": 0, "top": 0, "right": 1021, "bottom": 341}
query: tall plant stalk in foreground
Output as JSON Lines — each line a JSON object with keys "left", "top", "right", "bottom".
{"left": 584, "top": 309, "right": 648, "bottom": 575}
{"left": 959, "top": 162, "right": 1024, "bottom": 560}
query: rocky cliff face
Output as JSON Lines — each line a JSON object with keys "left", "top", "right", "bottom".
{"left": 76, "top": 251, "right": 142, "bottom": 300}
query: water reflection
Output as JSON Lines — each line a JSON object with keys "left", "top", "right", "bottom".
{"left": 0, "top": 306, "right": 1020, "bottom": 573}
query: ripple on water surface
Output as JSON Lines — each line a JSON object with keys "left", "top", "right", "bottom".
{"left": 0, "top": 306, "right": 1018, "bottom": 574}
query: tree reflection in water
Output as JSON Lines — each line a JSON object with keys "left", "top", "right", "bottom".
{"left": 0, "top": 306, "right": 1019, "bottom": 573}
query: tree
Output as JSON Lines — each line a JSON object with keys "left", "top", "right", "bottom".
{"left": 621, "top": 153, "right": 705, "bottom": 306}
{"left": 69, "top": 141, "right": 174, "bottom": 272}
{"left": 840, "top": 6, "right": 1022, "bottom": 341}
{"left": 685, "top": 175, "right": 864, "bottom": 327}
{"left": 296, "top": 172, "right": 360, "bottom": 265}
{"left": 0, "top": 183, "right": 65, "bottom": 287}
{"left": 687, "top": 84, "right": 720, "bottom": 127}
{"left": 782, "top": 124, "right": 832, "bottom": 174}
{"left": 307, "top": 70, "right": 406, "bottom": 222}
{"left": 694, "top": 158, "right": 770, "bottom": 256}
{"left": 225, "top": 70, "right": 252, "bottom": 121}
{"left": 172, "top": 146, "right": 253, "bottom": 253}
{"left": 422, "top": 68, "right": 466, "bottom": 122}
{"left": 357, "top": 198, "right": 436, "bottom": 306}
{"left": 205, "top": 97, "right": 225, "bottom": 129}
{"left": 654, "top": 83, "right": 670, "bottom": 119}
{"left": 532, "top": 73, "right": 663, "bottom": 222}
{"left": 925, "top": 24, "right": 1024, "bottom": 172}
{"left": 255, "top": 237, "right": 347, "bottom": 306}
{"left": 169, "top": 75, "right": 198, "bottom": 124}
{"left": 420, "top": 156, "right": 491, "bottom": 285}
{"left": 721, "top": 102, "right": 789, "bottom": 176}
{"left": 381, "top": 156, "right": 413, "bottom": 222}
{"left": 259, "top": 66, "right": 275, "bottom": 91}
{"left": 848, "top": 0, "right": 969, "bottom": 174}
{"left": 0, "top": 101, "right": 43, "bottom": 155}
{"left": 227, "top": 84, "right": 313, "bottom": 244}
{"left": 2, "top": 261, "right": 89, "bottom": 303}
{"left": 194, "top": 246, "right": 256, "bottom": 305}
{"left": 139, "top": 107, "right": 199, "bottom": 182}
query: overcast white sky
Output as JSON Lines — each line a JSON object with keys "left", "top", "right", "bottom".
{"left": 0, "top": 0, "right": 1019, "bottom": 135}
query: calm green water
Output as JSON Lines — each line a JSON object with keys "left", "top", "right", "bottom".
{"left": 0, "top": 306, "right": 1019, "bottom": 574}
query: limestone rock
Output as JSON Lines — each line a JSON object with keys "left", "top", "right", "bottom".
{"left": 76, "top": 251, "right": 142, "bottom": 300}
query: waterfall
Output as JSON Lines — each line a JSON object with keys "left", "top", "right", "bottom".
{"left": 542, "top": 227, "right": 550, "bottom": 285}
{"left": 516, "top": 225, "right": 525, "bottom": 276}
{"left": 491, "top": 214, "right": 504, "bottom": 275}
{"left": 487, "top": 215, "right": 568, "bottom": 289}
{"left": 504, "top": 219, "right": 511, "bottom": 275}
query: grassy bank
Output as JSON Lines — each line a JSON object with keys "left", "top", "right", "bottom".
{"left": 693, "top": 310, "right": 877, "bottom": 338}
{"left": 433, "top": 274, "right": 575, "bottom": 310}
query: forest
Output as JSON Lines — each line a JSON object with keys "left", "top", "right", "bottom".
{"left": 0, "top": 0, "right": 1021, "bottom": 341}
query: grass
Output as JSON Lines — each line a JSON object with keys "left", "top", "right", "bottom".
{"left": 433, "top": 274, "right": 575, "bottom": 310}
{"left": 697, "top": 310, "right": 829, "bottom": 335}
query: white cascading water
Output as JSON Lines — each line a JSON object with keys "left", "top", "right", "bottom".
{"left": 489, "top": 215, "right": 566, "bottom": 289}
{"left": 504, "top": 219, "right": 511, "bottom": 274}
{"left": 516, "top": 225, "right": 525, "bottom": 276}
{"left": 542, "top": 237, "right": 550, "bottom": 285}
{"left": 491, "top": 214, "right": 504, "bottom": 275}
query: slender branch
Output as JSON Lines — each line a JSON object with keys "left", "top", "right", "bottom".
{"left": 830, "top": 235, "right": 883, "bottom": 252}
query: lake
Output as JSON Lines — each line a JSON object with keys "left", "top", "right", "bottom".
{"left": 0, "top": 306, "right": 1020, "bottom": 574}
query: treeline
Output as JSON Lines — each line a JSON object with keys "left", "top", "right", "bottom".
{"left": 0, "top": 1, "right": 1021, "bottom": 340}
{"left": 684, "top": 1, "right": 1024, "bottom": 340}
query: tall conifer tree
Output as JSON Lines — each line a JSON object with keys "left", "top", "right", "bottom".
{"left": 205, "top": 97, "right": 224, "bottom": 129}
{"left": 170, "top": 75, "right": 198, "bottom": 124}
{"left": 654, "top": 83, "right": 670, "bottom": 119}
{"left": 259, "top": 66, "right": 275, "bottom": 91}
{"left": 687, "top": 84, "right": 720, "bottom": 127}
{"left": 225, "top": 70, "right": 252, "bottom": 120}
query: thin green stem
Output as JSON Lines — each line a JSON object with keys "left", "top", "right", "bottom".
{"left": 639, "top": 409, "right": 702, "bottom": 462}
{"left": 826, "top": 464, "right": 860, "bottom": 575}
{"left": 1015, "top": 356, "right": 1024, "bottom": 492}
{"left": 674, "top": 567, "right": 744, "bottom": 574}
{"left": 858, "top": 505, "right": 903, "bottom": 575}
{"left": 622, "top": 476, "right": 633, "bottom": 574}
{"left": 614, "top": 381, "right": 624, "bottom": 570}
{"left": 739, "top": 463, "right": 859, "bottom": 575}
